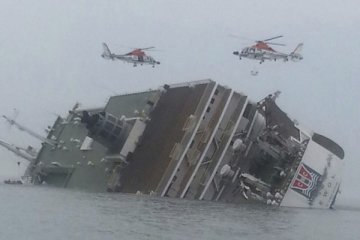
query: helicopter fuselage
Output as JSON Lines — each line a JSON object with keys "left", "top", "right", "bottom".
{"left": 233, "top": 43, "right": 303, "bottom": 64}
{"left": 101, "top": 43, "right": 160, "bottom": 67}
{"left": 234, "top": 46, "right": 289, "bottom": 63}
{"left": 115, "top": 54, "right": 159, "bottom": 66}
{"left": 102, "top": 53, "right": 160, "bottom": 67}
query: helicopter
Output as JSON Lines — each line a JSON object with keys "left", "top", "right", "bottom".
{"left": 232, "top": 35, "right": 303, "bottom": 64}
{"left": 101, "top": 43, "right": 160, "bottom": 67}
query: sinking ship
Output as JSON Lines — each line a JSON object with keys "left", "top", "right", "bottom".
{"left": 4, "top": 80, "right": 344, "bottom": 208}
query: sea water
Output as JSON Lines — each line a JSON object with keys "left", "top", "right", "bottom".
{"left": 0, "top": 184, "right": 359, "bottom": 240}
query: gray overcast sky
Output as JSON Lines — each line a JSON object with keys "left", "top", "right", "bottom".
{"left": 0, "top": 0, "right": 359, "bottom": 202}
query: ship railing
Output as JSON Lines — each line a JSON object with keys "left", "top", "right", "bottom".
{"left": 168, "top": 79, "right": 212, "bottom": 89}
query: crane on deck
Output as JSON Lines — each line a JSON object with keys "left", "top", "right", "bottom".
{"left": 0, "top": 139, "right": 36, "bottom": 162}
{"left": 2, "top": 115, "right": 56, "bottom": 147}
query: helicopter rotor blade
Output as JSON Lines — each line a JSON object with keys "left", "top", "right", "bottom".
{"left": 111, "top": 44, "right": 157, "bottom": 51}
{"left": 264, "top": 42, "right": 286, "bottom": 46}
{"left": 139, "top": 47, "right": 155, "bottom": 51}
{"left": 144, "top": 48, "right": 163, "bottom": 52}
{"left": 261, "top": 35, "right": 283, "bottom": 42}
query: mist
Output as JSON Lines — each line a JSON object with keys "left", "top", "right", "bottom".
{"left": 0, "top": 0, "right": 359, "bottom": 202}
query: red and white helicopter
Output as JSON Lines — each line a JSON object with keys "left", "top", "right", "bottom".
{"left": 232, "top": 35, "right": 303, "bottom": 64}
{"left": 101, "top": 43, "right": 160, "bottom": 67}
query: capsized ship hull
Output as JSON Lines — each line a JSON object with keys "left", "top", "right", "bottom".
{"left": 26, "top": 80, "right": 344, "bottom": 208}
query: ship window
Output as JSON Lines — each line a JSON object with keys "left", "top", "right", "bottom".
{"left": 206, "top": 107, "right": 211, "bottom": 113}
{"left": 210, "top": 98, "right": 215, "bottom": 104}
{"left": 214, "top": 89, "right": 219, "bottom": 95}
{"left": 80, "top": 136, "right": 94, "bottom": 151}
{"left": 312, "top": 133, "right": 344, "bottom": 159}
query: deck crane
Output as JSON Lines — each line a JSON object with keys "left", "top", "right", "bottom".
{"left": 2, "top": 115, "right": 56, "bottom": 147}
{"left": 0, "top": 139, "right": 36, "bottom": 162}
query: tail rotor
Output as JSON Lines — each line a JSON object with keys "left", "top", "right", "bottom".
{"left": 290, "top": 43, "right": 304, "bottom": 62}
{"left": 101, "top": 43, "right": 114, "bottom": 60}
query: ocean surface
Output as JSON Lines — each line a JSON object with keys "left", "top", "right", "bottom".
{"left": 0, "top": 184, "right": 359, "bottom": 240}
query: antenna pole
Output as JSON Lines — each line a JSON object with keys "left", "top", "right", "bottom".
{"left": 2, "top": 115, "right": 56, "bottom": 146}
{"left": 0, "top": 139, "right": 35, "bottom": 161}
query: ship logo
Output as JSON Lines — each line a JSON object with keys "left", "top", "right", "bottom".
{"left": 290, "top": 163, "right": 321, "bottom": 199}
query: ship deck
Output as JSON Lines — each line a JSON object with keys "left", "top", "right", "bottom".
{"left": 120, "top": 84, "right": 208, "bottom": 193}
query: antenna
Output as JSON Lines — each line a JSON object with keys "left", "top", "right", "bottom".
{"left": 2, "top": 115, "right": 56, "bottom": 146}
{"left": 0, "top": 139, "right": 35, "bottom": 161}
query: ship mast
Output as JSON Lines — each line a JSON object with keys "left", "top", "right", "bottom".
{"left": 0, "top": 139, "right": 35, "bottom": 162}
{"left": 2, "top": 115, "right": 56, "bottom": 146}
